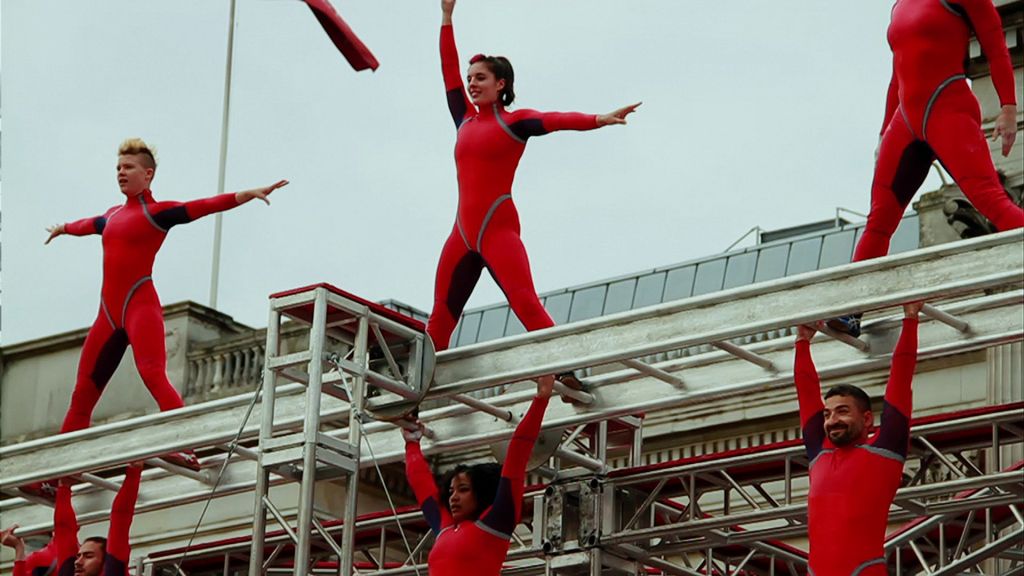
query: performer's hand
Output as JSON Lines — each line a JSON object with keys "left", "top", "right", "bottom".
{"left": 992, "top": 104, "right": 1017, "bottom": 157}
{"left": 1, "top": 524, "right": 27, "bottom": 561}
{"left": 127, "top": 461, "right": 144, "bottom": 470}
{"left": 597, "top": 102, "right": 642, "bottom": 127}
{"left": 401, "top": 418, "right": 426, "bottom": 443}
{"left": 441, "top": 0, "right": 455, "bottom": 22}
{"left": 903, "top": 301, "right": 924, "bottom": 318}
{"left": 536, "top": 374, "right": 555, "bottom": 400}
{"left": 45, "top": 223, "right": 65, "bottom": 245}
{"left": 236, "top": 179, "right": 289, "bottom": 206}
{"left": 796, "top": 324, "right": 818, "bottom": 342}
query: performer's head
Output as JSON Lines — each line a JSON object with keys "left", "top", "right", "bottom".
{"left": 74, "top": 536, "right": 107, "bottom": 576}
{"left": 823, "top": 384, "right": 873, "bottom": 447}
{"left": 467, "top": 54, "right": 515, "bottom": 107}
{"left": 117, "top": 138, "right": 157, "bottom": 197}
{"left": 440, "top": 462, "right": 502, "bottom": 523}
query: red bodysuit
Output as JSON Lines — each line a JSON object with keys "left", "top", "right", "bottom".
{"left": 13, "top": 485, "right": 77, "bottom": 576}
{"left": 855, "top": 0, "right": 1023, "bottom": 261}
{"left": 61, "top": 191, "right": 239, "bottom": 432}
{"left": 101, "top": 466, "right": 142, "bottom": 576}
{"left": 426, "top": 23, "right": 599, "bottom": 350}
{"left": 405, "top": 395, "right": 549, "bottom": 576}
{"left": 795, "top": 318, "right": 919, "bottom": 576}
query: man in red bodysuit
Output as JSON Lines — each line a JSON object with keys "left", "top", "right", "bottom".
{"left": 402, "top": 375, "right": 553, "bottom": 576}
{"left": 832, "top": 0, "right": 1022, "bottom": 337}
{"left": 43, "top": 139, "right": 288, "bottom": 474}
{"left": 795, "top": 302, "right": 921, "bottom": 575}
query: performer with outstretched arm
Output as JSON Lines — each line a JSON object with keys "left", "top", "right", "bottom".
{"left": 402, "top": 375, "right": 553, "bottom": 575}
{"left": 831, "top": 0, "right": 1022, "bottom": 337}
{"left": 71, "top": 464, "right": 143, "bottom": 576}
{"left": 427, "top": 0, "right": 640, "bottom": 374}
{"left": 43, "top": 138, "right": 288, "bottom": 473}
{"left": 795, "top": 302, "right": 922, "bottom": 575}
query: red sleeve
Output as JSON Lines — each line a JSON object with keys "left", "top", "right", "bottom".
{"left": 503, "top": 396, "right": 549, "bottom": 518}
{"left": 64, "top": 205, "right": 117, "bottom": 236}
{"left": 53, "top": 483, "right": 79, "bottom": 564}
{"left": 440, "top": 24, "right": 473, "bottom": 127}
{"left": 962, "top": 0, "right": 1016, "bottom": 106}
{"left": 794, "top": 340, "right": 825, "bottom": 429}
{"left": 539, "top": 112, "right": 599, "bottom": 133}
{"left": 883, "top": 318, "right": 919, "bottom": 418}
{"left": 106, "top": 466, "right": 142, "bottom": 563}
{"left": 881, "top": 56, "right": 900, "bottom": 135}
{"left": 405, "top": 441, "right": 450, "bottom": 532}
{"left": 183, "top": 192, "right": 239, "bottom": 221}
{"left": 13, "top": 560, "right": 27, "bottom": 576}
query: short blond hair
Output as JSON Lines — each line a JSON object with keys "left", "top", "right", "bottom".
{"left": 118, "top": 138, "right": 157, "bottom": 170}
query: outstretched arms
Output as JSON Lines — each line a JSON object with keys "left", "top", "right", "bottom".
{"left": 506, "top": 103, "right": 641, "bottom": 141}
{"left": 149, "top": 180, "right": 289, "bottom": 231}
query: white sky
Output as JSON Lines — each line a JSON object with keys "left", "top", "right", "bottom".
{"left": 1, "top": 0, "right": 943, "bottom": 345}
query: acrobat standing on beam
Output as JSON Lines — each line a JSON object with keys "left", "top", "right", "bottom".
{"left": 831, "top": 0, "right": 1022, "bottom": 337}
{"left": 45, "top": 138, "right": 288, "bottom": 472}
{"left": 426, "top": 0, "right": 640, "bottom": 376}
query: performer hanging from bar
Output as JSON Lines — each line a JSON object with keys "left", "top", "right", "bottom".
{"left": 402, "top": 375, "right": 553, "bottom": 576}
{"left": 831, "top": 0, "right": 1022, "bottom": 337}
{"left": 794, "top": 302, "right": 922, "bottom": 576}
{"left": 45, "top": 139, "right": 288, "bottom": 470}
{"left": 1, "top": 479, "right": 77, "bottom": 576}
{"left": 72, "top": 464, "right": 143, "bottom": 576}
{"left": 427, "top": 0, "right": 640, "bottom": 371}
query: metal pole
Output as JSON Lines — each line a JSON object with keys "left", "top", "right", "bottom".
{"left": 209, "top": 0, "right": 237, "bottom": 309}
{"left": 294, "top": 288, "right": 330, "bottom": 575}
{"left": 341, "top": 316, "right": 370, "bottom": 576}
{"left": 250, "top": 307, "right": 281, "bottom": 576}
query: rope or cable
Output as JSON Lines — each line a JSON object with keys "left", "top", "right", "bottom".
{"left": 329, "top": 358, "right": 423, "bottom": 576}
{"left": 172, "top": 385, "right": 263, "bottom": 573}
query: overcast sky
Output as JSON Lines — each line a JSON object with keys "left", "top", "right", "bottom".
{"left": 1, "top": 0, "right": 941, "bottom": 345}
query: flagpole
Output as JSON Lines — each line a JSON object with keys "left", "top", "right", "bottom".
{"left": 210, "top": 0, "right": 237, "bottom": 309}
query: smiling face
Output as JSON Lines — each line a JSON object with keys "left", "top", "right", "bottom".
{"left": 466, "top": 61, "right": 505, "bottom": 106}
{"left": 448, "top": 472, "right": 479, "bottom": 523}
{"left": 823, "top": 394, "right": 873, "bottom": 447}
{"left": 116, "top": 153, "right": 154, "bottom": 197}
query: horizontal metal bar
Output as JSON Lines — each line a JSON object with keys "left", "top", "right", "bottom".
{"left": 711, "top": 341, "right": 776, "bottom": 371}
{"left": 620, "top": 358, "right": 686, "bottom": 388}
{"left": 554, "top": 448, "right": 606, "bottom": 472}
{"left": 452, "top": 394, "right": 513, "bottom": 421}
{"left": 922, "top": 303, "right": 970, "bottom": 333}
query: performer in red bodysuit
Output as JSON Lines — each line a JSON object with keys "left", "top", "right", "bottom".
{"left": 45, "top": 139, "right": 288, "bottom": 470}
{"left": 2, "top": 481, "right": 78, "bottom": 576}
{"left": 794, "top": 303, "right": 921, "bottom": 576}
{"left": 76, "top": 464, "right": 142, "bottom": 576}
{"left": 402, "top": 375, "right": 553, "bottom": 576}
{"left": 427, "top": 0, "right": 640, "bottom": 354}
{"left": 832, "top": 0, "right": 1021, "bottom": 337}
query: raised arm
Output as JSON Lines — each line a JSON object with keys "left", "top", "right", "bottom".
{"left": 105, "top": 464, "right": 142, "bottom": 569}
{"left": 479, "top": 376, "right": 553, "bottom": 537}
{"left": 440, "top": 3, "right": 473, "bottom": 129}
{"left": 873, "top": 304, "right": 921, "bottom": 459}
{"left": 794, "top": 325, "right": 826, "bottom": 461}
{"left": 148, "top": 180, "right": 289, "bottom": 231}
{"left": 959, "top": 0, "right": 1018, "bottom": 156}
{"left": 53, "top": 481, "right": 79, "bottom": 568}
{"left": 404, "top": 433, "right": 451, "bottom": 534}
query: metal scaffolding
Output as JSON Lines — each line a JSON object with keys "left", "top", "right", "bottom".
{"left": 2, "top": 229, "right": 1022, "bottom": 575}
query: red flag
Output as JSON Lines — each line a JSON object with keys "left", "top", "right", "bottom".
{"left": 302, "top": 0, "right": 379, "bottom": 71}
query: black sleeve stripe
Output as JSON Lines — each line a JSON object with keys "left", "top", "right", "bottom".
{"left": 479, "top": 477, "right": 516, "bottom": 537}
{"left": 873, "top": 399, "right": 911, "bottom": 458}
{"left": 447, "top": 89, "right": 467, "bottom": 128}
{"left": 94, "top": 216, "right": 108, "bottom": 234}
{"left": 152, "top": 205, "right": 191, "bottom": 230}
{"left": 802, "top": 411, "right": 826, "bottom": 463}
{"left": 508, "top": 118, "right": 545, "bottom": 141}
{"left": 421, "top": 498, "right": 444, "bottom": 535}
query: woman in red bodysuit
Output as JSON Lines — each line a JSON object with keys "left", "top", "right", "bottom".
{"left": 427, "top": 0, "right": 640, "bottom": 356}
{"left": 832, "top": 0, "right": 1022, "bottom": 337}
{"left": 402, "top": 375, "right": 552, "bottom": 576}
{"left": 46, "top": 139, "right": 288, "bottom": 468}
